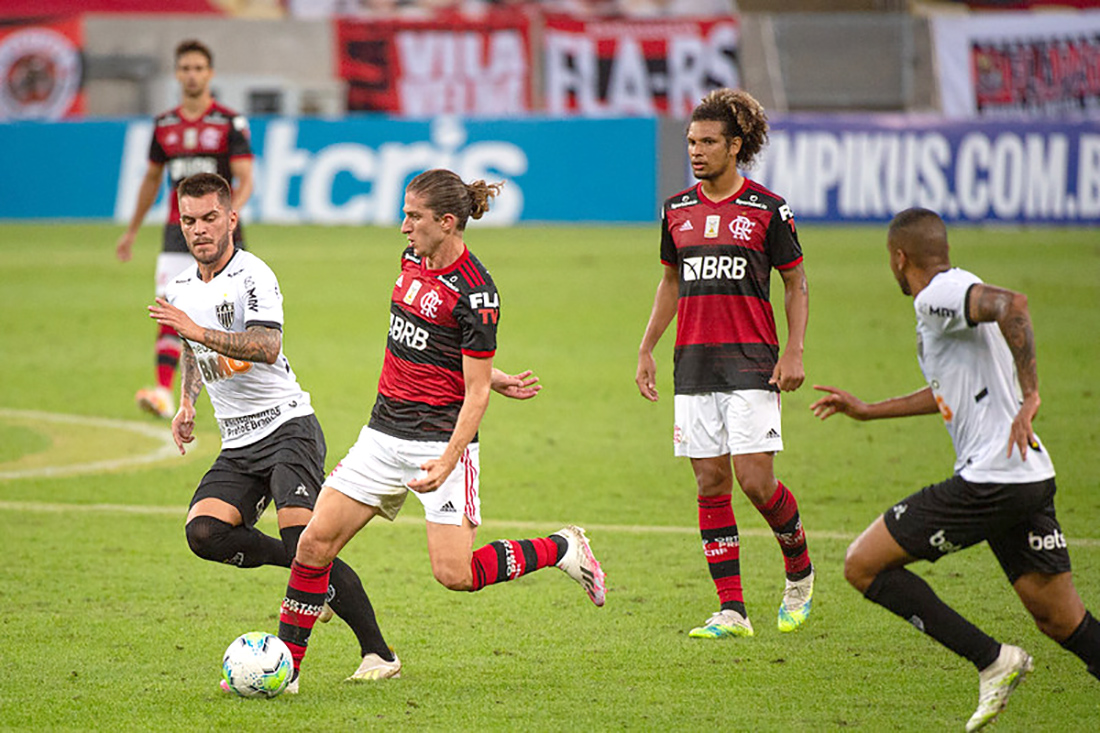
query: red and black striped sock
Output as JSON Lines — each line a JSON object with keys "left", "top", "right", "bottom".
{"left": 278, "top": 560, "right": 331, "bottom": 672}
{"left": 699, "top": 493, "right": 745, "bottom": 616}
{"left": 757, "top": 481, "right": 812, "bottom": 581}
{"left": 469, "top": 536, "right": 566, "bottom": 591}
{"left": 155, "top": 324, "right": 181, "bottom": 390}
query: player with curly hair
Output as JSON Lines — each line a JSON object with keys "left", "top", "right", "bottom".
{"left": 636, "top": 89, "right": 815, "bottom": 639}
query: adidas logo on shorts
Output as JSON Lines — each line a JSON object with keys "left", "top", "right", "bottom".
{"left": 439, "top": 501, "right": 457, "bottom": 513}
{"left": 765, "top": 428, "right": 781, "bottom": 440}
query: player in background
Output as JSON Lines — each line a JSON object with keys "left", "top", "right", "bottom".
{"left": 119, "top": 39, "right": 254, "bottom": 421}
{"left": 635, "top": 88, "right": 814, "bottom": 639}
{"left": 276, "top": 169, "right": 606, "bottom": 687}
{"left": 147, "top": 173, "right": 389, "bottom": 692}
{"left": 810, "top": 208, "right": 1099, "bottom": 731}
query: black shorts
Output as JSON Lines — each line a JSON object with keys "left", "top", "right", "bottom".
{"left": 162, "top": 222, "right": 245, "bottom": 254}
{"left": 190, "top": 414, "right": 325, "bottom": 527}
{"left": 883, "top": 474, "right": 1071, "bottom": 583}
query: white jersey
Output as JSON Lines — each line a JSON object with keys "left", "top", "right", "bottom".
{"left": 166, "top": 249, "right": 313, "bottom": 450}
{"left": 914, "top": 268, "right": 1054, "bottom": 483}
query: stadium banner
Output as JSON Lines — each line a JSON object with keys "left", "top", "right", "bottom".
{"left": 336, "top": 12, "right": 532, "bottom": 116}
{"left": 749, "top": 115, "right": 1100, "bottom": 224}
{"left": 929, "top": 11, "right": 1100, "bottom": 118}
{"left": 0, "top": 16, "right": 85, "bottom": 121}
{"left": 542, "top": 14, "right": 739, "bottom": 117}
{"left": 0, "top": 116, "right": 656, "bottom": 224}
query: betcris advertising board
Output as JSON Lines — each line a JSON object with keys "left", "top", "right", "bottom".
{"left": 1, "top": 113, "right": 1097, "bottom": 225}
{"left": 755, "top": 115, "right": 1100, "bottom": 225}
{"left": 1, "top": 116, "right": 658, "bottom": 225}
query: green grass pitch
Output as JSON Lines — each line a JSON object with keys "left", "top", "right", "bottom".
{"left": 0, "top": 222, "right": 1097, "bottom": 730}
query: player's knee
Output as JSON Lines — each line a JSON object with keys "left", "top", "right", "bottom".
{"left": 843, "top": 542, "right": 873, "bottom": 593}
{"left": 294, "top": 526, "right": 336, "bottom": 567}
{"left": 185, "top": 516, "right": 236, "bottom": 563}
{"left": 432, "top": 563, "right": 473, "bottom": 592}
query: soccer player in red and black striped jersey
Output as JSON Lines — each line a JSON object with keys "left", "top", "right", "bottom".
{"left": 636, "top": 89, "right": 814, "bottom": 639}
{"left": 277, "top": 169, "right": 605, "bottom": 687}
{"left": 117, "top": 39, "right": 254, "bottom": 422}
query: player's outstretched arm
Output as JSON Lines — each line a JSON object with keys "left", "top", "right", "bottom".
{"left": 636, "top": 265, "right": 679, "bottom": 402}
{"left": 811, "top": 385, "right": 938, "bottom": 421}
{"left": 968, "top": 283, "right": 1041, "bottom": 459}
{"left": 148, "top": 298, "right": 281, "bottom": 364}
{"left": 491, "top": 368, "right": 541, "bottom": 400}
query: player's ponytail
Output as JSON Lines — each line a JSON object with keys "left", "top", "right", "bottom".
{"left": 407, "top": 169, "right": 503, "bottom": 231}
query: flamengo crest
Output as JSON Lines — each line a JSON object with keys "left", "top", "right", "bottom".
{"left": 216, "top": 301, "right": 235, "bottom": 330}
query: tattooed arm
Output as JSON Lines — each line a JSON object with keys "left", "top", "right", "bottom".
{"left": 171, "top": 342, "right": 203, "bottom": 455}
{"left": 968, "top": 283, "right": 1040, "bottom": 459}
{"left": 148, "top": 297, "right": 281, "bottom": 364}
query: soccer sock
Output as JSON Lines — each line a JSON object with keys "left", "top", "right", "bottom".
{"left": 277, "top": 525, "right": 392, "bottom": 661}
{"left": 698, "top": 494, "right": 746, "bottom": 617}
{"left": 469, "top": 536, "right": 567, "bottom": 591}
{"left": 1060, "top": 611, "right": 1100, "bottom": 681}
{"left": 184, "top": 516, "right": 290, "bottom": 568}
{"left": 756, "top": 481, "right": 812, "bottom": 581}
{"left": 278, "top": 560, "right": 332, "bottom": 672}
{"left": 155, "top": 324, "right": 181, "bottom": 390}
{"left": 864, "top": 567, "right": 1001, "bottom": 671}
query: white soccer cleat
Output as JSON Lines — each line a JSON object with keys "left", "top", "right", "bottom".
{"left": 553, "top": 525, "right": 606, "bottom": 607}
{"left": 777, "top": 568, "right": 814, "bottom": 632}
{"left": 346, "top": 651, "right": 401, "bottom": 682}
{"left": 135, "top": 386, "right": 174, "bottom": 419}
{"left": 965, "top": 644, "right": 1033, "bottom": 732}
{"left": 688, "top": 609, "right": 755, "bottom": 639}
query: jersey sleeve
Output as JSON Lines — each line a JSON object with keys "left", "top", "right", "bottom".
{"left": 659, "top": 207, "right": 678, "bottom": 267}
{"left": 916, "top": 273, "right": 976, "bottom": 336}
{"left": 766, "top": 199, "right": 803, "bottom": 270}
{"left": 454, "top": 282, "right": 498, "bottom": 358}
{"left": 228, "top": 115, "right": 253, "bottom": 158}
{"left": 241, "top": 259, "right": 284, "bottom": 330}
{"left": 148, "top": 128, "right": 167, "bottom": 164}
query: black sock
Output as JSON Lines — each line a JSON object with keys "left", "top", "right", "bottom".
{"left": 1060, "top": 611, "right": 1100, "bottom": 681}
{"left": 280, "top": 525, "right": 392, "bottom": 662}
{"left": 864, "top": 567, "right": 1000, "bottom": 670}
{"left": 185, "top": 516, "right": 290, "bottom": 568}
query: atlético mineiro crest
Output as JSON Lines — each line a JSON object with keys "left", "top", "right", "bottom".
{"left": 216, "top": 301, "right": 235, "bottom": 330}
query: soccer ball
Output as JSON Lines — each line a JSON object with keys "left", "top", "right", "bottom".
{"left": 221, "top": 632, "right": 293, "bottom": 698}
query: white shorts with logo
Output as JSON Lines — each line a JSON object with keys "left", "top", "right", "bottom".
{"left": 673, "top": 390, "right": 783, "bottom": 458}
{"left": 324, "top": 426, "right": 481, "bottom": 527}
{"left": 155, "top": 252, "right": 194, "bottom": 297}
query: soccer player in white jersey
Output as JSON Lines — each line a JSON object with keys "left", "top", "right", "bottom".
{"left": 810, "top": 208, "right": 1099, "bottom": 731}
{"left": 147, "top": 173, "right": 392, "bottom": 692}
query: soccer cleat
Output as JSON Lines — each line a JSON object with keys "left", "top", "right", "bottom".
{"left": 689, "top": 609, "right": 755, "bottom": 639}
{"left": 777, "top": 568, "right": 815, "bottom": 632}
{"left": 135, "top": 386, "right": 174, "bottom": 419}
{"left": 346, "top": 651, "right": 401, "bottom": 682}
{"left": 965, "top": 644, "right": 1033, "bottom": 732}
{"left": 318, "top": 602, "right": 334, "bottom": 624}
{"left": 553, "top": 525, "right": 606, "bottom": 607}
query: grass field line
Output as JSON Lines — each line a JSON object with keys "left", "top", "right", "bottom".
{"left": 0, "top": 408, "right": 181, "bottom": 480}
{"left": 2, "top": 499, "right": 1098, "bottom": 547}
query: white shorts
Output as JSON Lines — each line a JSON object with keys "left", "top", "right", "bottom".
{"left": 155, "top": 252, "right": 194, "bottom": 297}
{"left": 673, "top": 390, "right": 783, "bottom": 458}
{"left": 324, "top": 426, "right": 481, "bottom": 527}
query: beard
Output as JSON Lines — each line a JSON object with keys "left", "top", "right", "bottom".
{"left": 190, "top": 231, "right": 231, "bottom": 265}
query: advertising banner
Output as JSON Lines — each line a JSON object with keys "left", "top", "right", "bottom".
{"left": 336, "top": 13, "right": 532, "bottom": 117}
{"left": 542, "top": 14, "right": 739, "bottom": 117}
{"left": 930, "top": 11, "right": 1100, "bottom": 118}
{"left": 0, "top": 16, "right": 85, "bottom": 121}
{"left": 0, "top": 116, "right": 657, "bottom": 224}
{"left": 750, "top": 115, "right": 1100, "bottom": 224}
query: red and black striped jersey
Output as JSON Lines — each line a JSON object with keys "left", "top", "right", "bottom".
{"left": 369, "top": 246, "right": 499, "bottom": 442}
{"left": 149, "top": 101, "right": 251, "bottom": 252}
{"left": 660, "top": 178, "right": 802, "bottom": 394}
